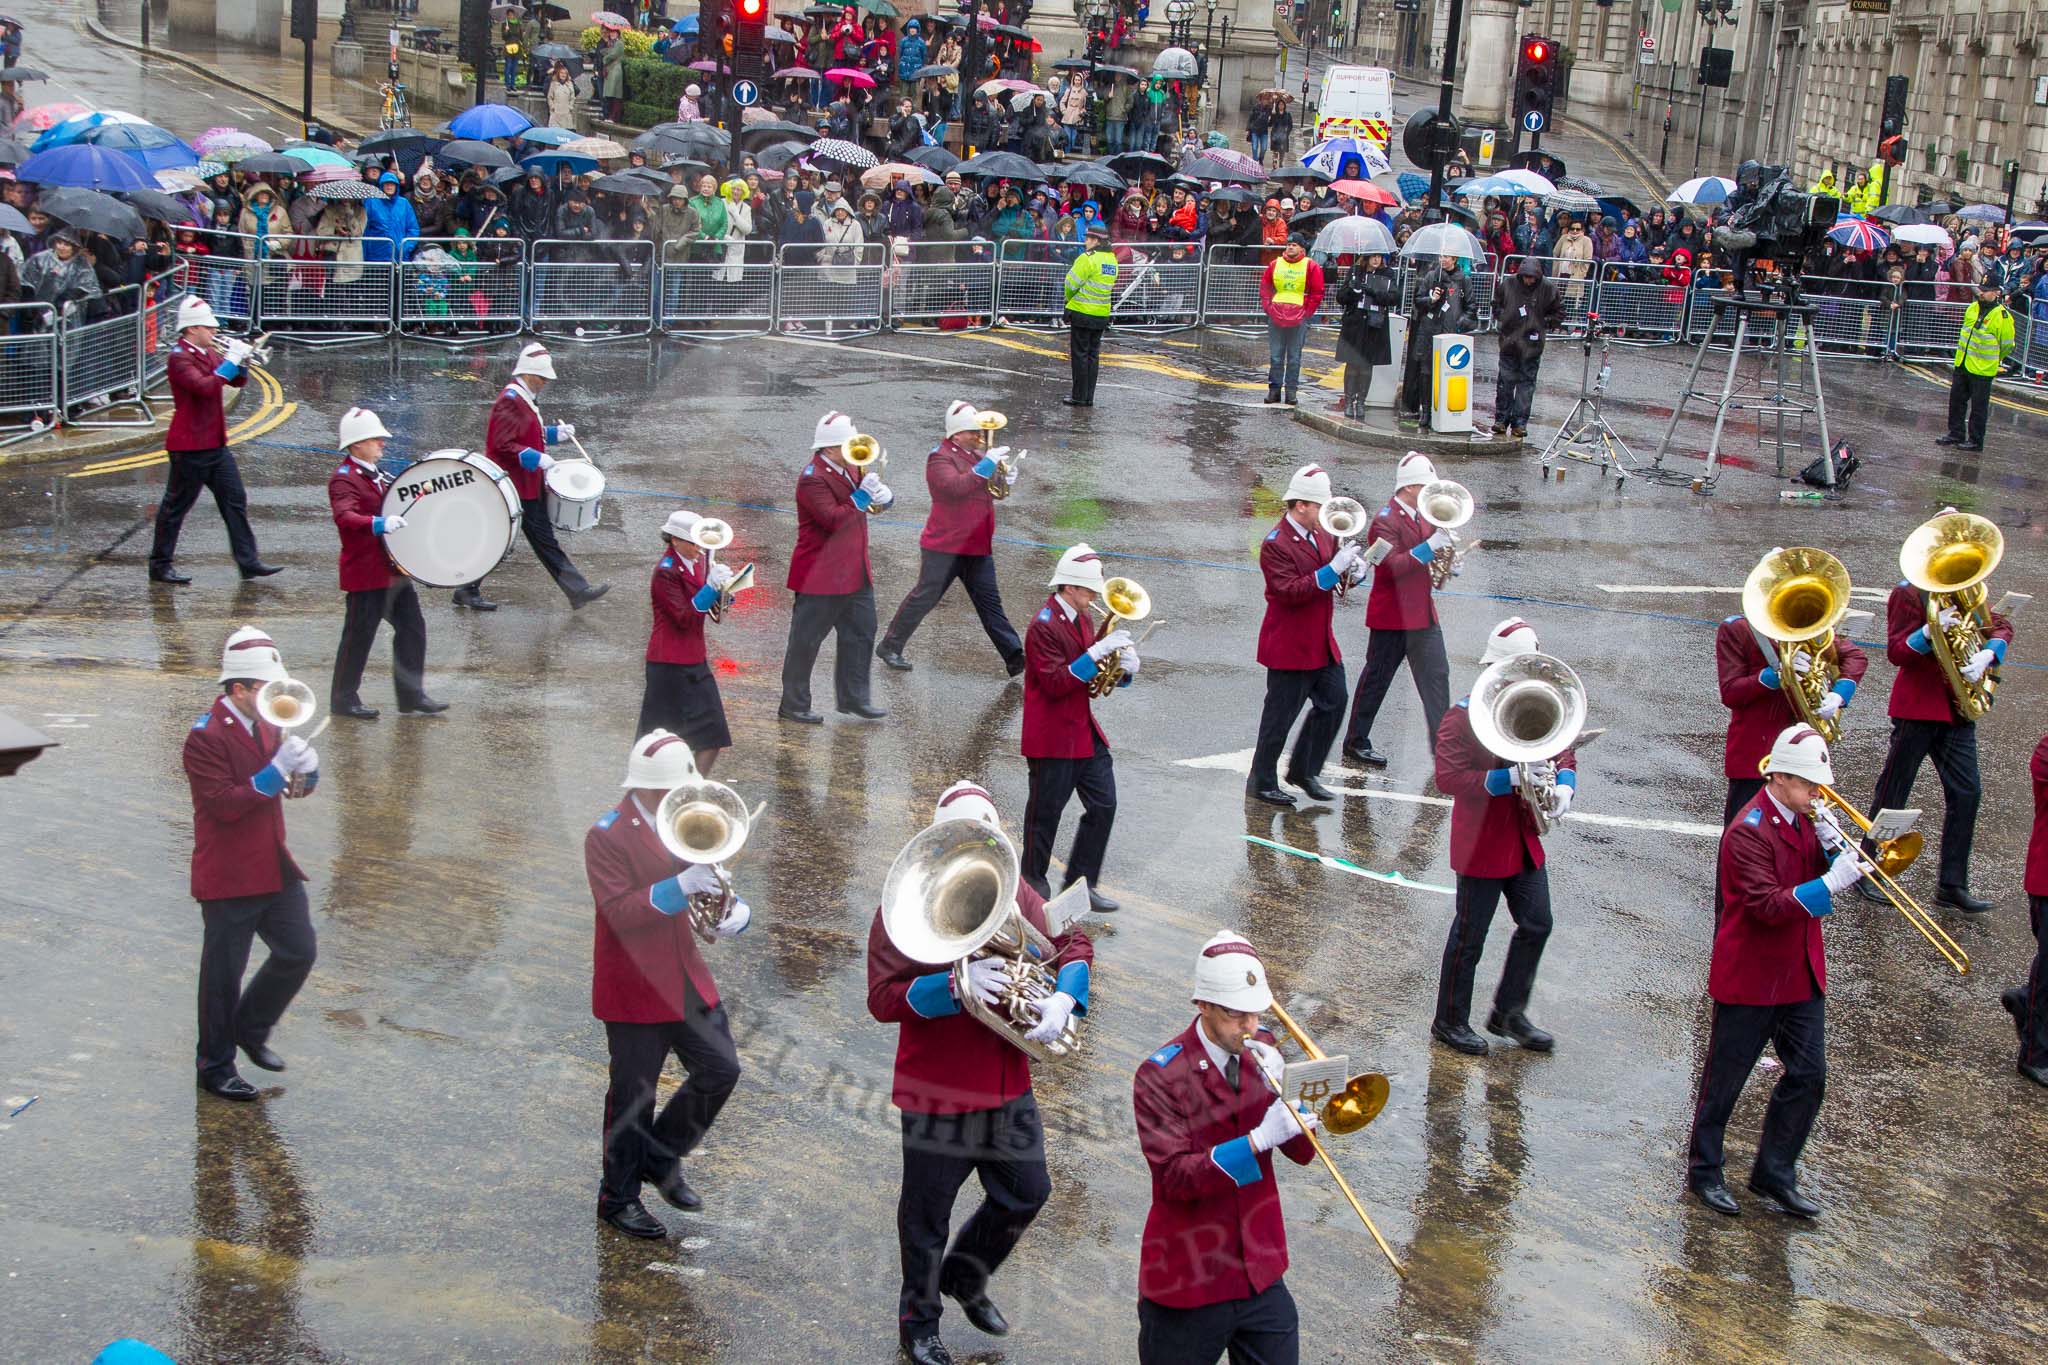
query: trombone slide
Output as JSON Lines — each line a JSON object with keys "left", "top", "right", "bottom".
{"left": 1812, "top": 796, "right": 1969, "bottom": 974}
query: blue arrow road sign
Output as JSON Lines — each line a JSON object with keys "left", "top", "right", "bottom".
{"left": 1448, "top": 344, "right": 1470, "bottom": 368}
{"left": 732, "top": 79, "right": 760, "bottom": 107}
{"left": 1523, "top": 110, "right": 1546, "bottom": 133}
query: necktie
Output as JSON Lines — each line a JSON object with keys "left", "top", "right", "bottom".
{"left": 1224, "top": 1054, "right": 1240, "bottom": 1092}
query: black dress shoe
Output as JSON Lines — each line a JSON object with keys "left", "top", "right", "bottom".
{"left": 778, "top": 706, "right": 823, "bottom": 724}
{"left": 945, "top": 1288, "right": 1009, "bottom": 1337}
{"left": 1936, "top": 884, "right": 1994, "bottom": 913}
{"left": 877, "top": 647, "right": 913, "bottom": 672}
{"left": 452, "top": 587, "right": 498, "bottom": 611}
{"left": 2020, "top": 1060, "right": 2048, "bottom": 1089}
{"left": 1343, "top": 744, "right": 1389, "bottom": 768}
{"left": 644, "top": 1164, "right": 702, "bottom": 1212}
{"left": 334, "top": 702, "right": 380, "bottom": 721}
{"left": 1082, "top": 885, "right": 1118, "bottom": 913}
{"left": 1485, "top": 1009, "right": 1555, "bottom": 1052}
{"left": 839, "top": 701, "right": 889, "bottom": 719}
{"left": 1431, "top": 1021, "right": 1489, "bottom": 1056}
{"left": 1291, "top": 774, "right": 1338, "bottom": 802}
{"left": 238, "top": 1041, "right": 286, "bottom": 1072}
{"left": 902, "top": 1336, "right": 957, "bottom": 1365}
{"left": 2003, "top": 988, "right": 2028, "bottom": 1038}
{"left": 148, "top": 568, "right": 191, "bottom": 585}
{"left": 399, "top": 697, "right": 449, "bottom": 716}
{"left": 1957, "top": 441, "right": 1985, "bottom": 452}
{"left": 200, "top": 1073, "right": 260, "bottom": 1101}
{"left": 1061, "top": 396, "right": 1088, "bottom": 407}
{"left": 1935, "top": 434, "right": 1962, "bottom": 446}
{"left": 1689, "top": 1179, "right": 1740, "bottom": 1216}
{"left": 239, "top": 563, "right": 284, "bottom": 579}
{"left": 1248, "top": 784, "right": 1297, "bottom": 807}
{"left": 1747, "top": 1176, "right": 1821, "bottom": 1218}
{"left": 569, "top": 583, "right": 611, "bottom": 610}
{"left": 600, "top": 1200, "right": 668, "bottom": 1239}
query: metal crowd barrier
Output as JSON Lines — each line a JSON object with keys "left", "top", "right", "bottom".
{"left": 1512, "top": 255, "right": 1592, "bottom": 337}
{"left": 992, "top": 238, "right": 1068, "bottom": 330}
{"left": 255, "top": 236, "right": 395, "bottom": 345}
{"left": 775, "top": 241, "right": 885, "bottom": 340}
{"left": 1591, "top": 263, "right": 1687, "bottom": 346}
{"left": 529, "top": 237, "right": 656, "bottom": 341}
{"left": 886, "top": 240, "right": 997, "bottom": 332}
{"left": 139, "top": 263, "right": 190, "bottom": 401}
{"left": 659, "top": 238, "right": 776, "bottom": 339}
{"left": 179, "top": 229, "right": 262, "bottom": 334}
{"left": 1896, "top": 295, "right": 1973, "bottom": 362}
{"left": 1112, "top": 245, "right": 1202, "bottom": 333}
{"left": 399, "top": 236, "right": 526, "bottom": 346}
{"left": 1801, "top": 276, "right": 1898, "bottom": 357}
{"left": 60, "top": 284, "right": 154, "bottom": 428}
{"left": 1198, "top": 244, "right": 1272, "bottom": 333}
{"left": 0, "top": 301, "right": 59, "bottom": 447}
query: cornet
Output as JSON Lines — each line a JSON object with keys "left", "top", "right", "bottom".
{"left": 255, "top": 676, "right": 326, "bottom": 798}
{"left": 975, "top": 411, "right": 1019, "bottom": 500}
{"left": 845, "top": 433, "right": 887, "bottom": 515}
{"left": 209, "top": 331, "right": 274, "bottom": 369}
{"left": 1085, "top": 576, "right": 1153, "bottom": 698}
{"left": 1468, "top": 651, "right": 1586, "bottom": 835}
{"left": 1901, "top": 511, "right": 2005, "bottom": 720}
{"left": 1318, "top": 496, "right": 1369, "bottom": 599}
{"left": 1417, "top": 478, "right": 1473, "bottom": 590}
{"left": 1742, "top": 546, "right": 1852, "bottom": 743}
{"left": 653, "top": 778, "right": 756, "bottom": 943}
{"left": 689, "top": 518, "right": 755, "bottom": 622}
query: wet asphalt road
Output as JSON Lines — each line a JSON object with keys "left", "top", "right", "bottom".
{"left": 2, "top": 320, "right": 2047, "bottom": 1364}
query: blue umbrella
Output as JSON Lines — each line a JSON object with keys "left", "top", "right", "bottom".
{"left": 1395, "top": 171, "right": 1430, "bottom": 202}
{"left": 519, "top": 151, "right": 598, "bottom": 175}
{"left": 1454, "top": 174, "right": 1539, "bottom": 199}
{"left": 519, "top": 125, "right": 581, "bottom": 147}
{"left": 446, "top": 102, "right": 534, "bottom": 141}
{"left": 80, "top": 122, "right": 201, "bottom": 172}
{"left": 671, "top": 13, "right": 698, "bottom": 33}
{"left": 1301, "top": 135, "right": 1390, "bottom": 180}
{"left": 14, "top": 142, "right": 155, "bottom": 191}
{"left": 31, "top": 109, "right": 147, "bottom": 152}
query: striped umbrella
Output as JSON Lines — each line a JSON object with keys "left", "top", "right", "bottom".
{"left": 1668, "top": 175, "right": 1736, "bottom": 205}
{"left": 1827, "top": 218, "right": 1889, "bottom": 252}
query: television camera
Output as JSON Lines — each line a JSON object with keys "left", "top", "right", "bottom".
{"left": 1709, "top": 161, "right": 1841, "bottom": 304}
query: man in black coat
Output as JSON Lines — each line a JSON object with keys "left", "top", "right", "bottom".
{"left": 1492, "top": 256, "right": 1565, "bottom": 440}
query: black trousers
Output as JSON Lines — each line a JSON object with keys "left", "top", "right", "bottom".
{"left": 1068, "top": 315, "right": 1106, "bottom": 402}
{"left": 196, "top": 881, "right": 316, "bottom": 1083}
{"left": 896, "top": 1094, "right": 1051, "bottom": 1342}
{"left": 332, "top": 583, "right": 428, "bottom": 708}
{"left": 1022, "top": 738, "right": 1115, "bottom": 897}
{"left": 1435, "top": 865, "right": 1552, "bottom": 1027}
{"left": 599, "top": 993, "right": 741, "bottom": 1212}
{"left": 470, "top": 496, "right": 590, "bottom": 599}
{"left": 1250, "top": 662, "right": 1346, "bottom": 790}
{"left": 1723, "top": 776, "right": 1765, "bottom": 830}
{"left": 1341, "top": 360, "right": 1374, "bottom": 411}
{"left": 1138, "top": 1278, "right": 1299, "bottom": 1365}
{"left": 150, "top": 447, "right": 262, "bottom": 574}
{"left": 1686, "top": 994, "right": 1826, "bottom": 1188}
{"left": 1494, "top": 349, "right": 1542, "bottom": 430}
{"left": 780, "top": 585, "right": 876, "bottom": 711}
{"left": 881, "top": 549, "right": 1024, "bottom": 669}
{"left": 1343, "top": 623, "right": 1450, "bottom": 755}
{"left": 1946, "top": 365, "right": 1993, "bottom": 445}
{"left": 2016, "top": 895, "right": 2048, "bottom": 1070}
{"left": 1399, "top": 349, "right": 1430, "bottom": 421}
{"left": 1868, "top": 716, "right": 1981, "bottom": 888}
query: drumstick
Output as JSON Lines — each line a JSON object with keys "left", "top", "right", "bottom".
{"left": 565, "top": 433, "right": 596, "bottom": 465}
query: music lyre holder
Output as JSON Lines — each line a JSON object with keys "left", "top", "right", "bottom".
{"left": 1537, "top": 314, "right": 1641, "bottom": 487}
{"left": 1651, "top": 288, "right": 1835, "bottom": 493}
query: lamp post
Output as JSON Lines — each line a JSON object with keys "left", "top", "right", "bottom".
{"left": 1083, "top": 0, "right": 1111, "bottom": 151}
{"left": 1166, "top": 0, "right": 1195, "bottom": 48}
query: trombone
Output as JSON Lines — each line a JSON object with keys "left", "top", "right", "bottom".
{"left": 653, "top": 778, "right": 760, "bottom": 944}
{"left": 1742, "top": 547, "right": 1852, "bottom": 744}
{"left": 1901, "top": 511, "right": 2005, "bottom": 720}
{"left": 1417, "top": 478, "right": 1473, "bottom": 589}
{"left": 255, "top": 676, "right": 326, "bottom": 798}
{"left": 974, "top": 410, "right": 1019, "bottom": 500}
{"left": 1318, "top": 496, "right": 1368, "bottom": 600}
{"left": 1085, "top": 575, "right": 1157, "bottom": 698}
{"left": 689, "top": 518, "right": 754, "bottom": 622}
{"left": 845, "top": 433, "right": 888, "bottom": 515}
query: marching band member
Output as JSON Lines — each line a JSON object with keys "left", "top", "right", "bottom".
{"left": 2005, "top": 732, "right": 2048, "bottom": 1089}
{"left": 865, "top": 781, "right": 1094, "bottom": 1365}
{"left": 148, "top": 298, "right": 282, "bottom": 585}
{"left": 585, "top": 731, "right": 751, "bottom": 1239}
{"left": 876, "top": 400, "right": 1026, "bottom": 679}
{"left": 780, "top": 411, "right": 894, "bottom": 724}
{"left": 639, "top": 510, "right": 736, "bottom": 775}
{"left": 1430, "top": 619, "right": 1574, "bottom": 1057}
{"left": 1341, "top": 451, "right": 1451, "bottom": 771}
{"left": 1248, "top": 463, "right": 1357, "bottom": 806}
{"left": 1715, "top": 591, "right": 1866, "bottom": 825}
{"left": 1686, "top": 725, "right": 1863, "bottom": 1218}
{"left": 456, "top": 342, "right": 609, "bottom": 612}
{"left": 326, "top": 407, "right": 446, "bottom": 721}
{"left": 1863, "top": 558, "right": 2013, "bottom": 913}
{"left": 1021, "top": 544, "right": 1136, "bottom": 913}
{"left": 184, "top": 627, "right": 320, "bottom": 1101}
{"left": 1133, "top": 931, "right": 1317, "bottom": 1365}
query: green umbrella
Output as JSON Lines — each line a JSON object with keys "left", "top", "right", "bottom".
{"left": 855, "top": 0, "right": 898, "bottom": 14}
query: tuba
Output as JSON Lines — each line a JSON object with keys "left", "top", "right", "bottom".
{"left": 1468, "top": 651, "right": 1587, "bottom": 835}
{"left": 1741, "top": 546, "right": 1852, "bottom": 743}
{"left": 256, "top": 676, "right": 324, "bottom": 798}
{"left": 1319, "top": 496, "right": 1369, "bottom": 600}
{"left": 879, "top": 819, "right": 1081, "bottom": 1063}
{"left": 1086, "top": 575, "right": 1151, "bottom": 698}
{"left": 1417, "top": 478, "right": 1473, "bottom": 589}
{"left": 976, "top": 410, "right": 1015, "bottom": 500}
{"left": 845, "top": 433, "right": 887, "bottom": 515}
{"left": 1901, "top": 511, "right": 2005, "bottom": 720}
{"left": 653, "top": 778, "right": 754, "bottom": 943}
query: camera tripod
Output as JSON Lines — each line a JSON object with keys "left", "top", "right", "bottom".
{"left": 1537, "top": 316, "right": 1641, "bottom": 487}
{"left": 1651, "top": 287, "right": 1834, "bottom": 492}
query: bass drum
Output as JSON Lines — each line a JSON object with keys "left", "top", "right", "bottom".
{"left": 380, "top": 450, "right": 520, "bottom": 588}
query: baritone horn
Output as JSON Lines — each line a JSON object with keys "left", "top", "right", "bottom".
{"left": 1417, "top": 477, "right": 1473, "bottom": 589}
{"left": 1742, "top": 546, "right": 1852, "bottom": 743}
{"left": 1318, "top": 496, "right": 1369, "bottom": 599}
{"left": 1901, "top": 511, "right": 2005, "bottom": 720}
{"left": 1086, "top": 575, "right": 1154, "bottom": 698}
{"left": 654, "top": 778, "right": 756, "bottom": 943}
{"left": 255, "top": 676, "right": 326, "bottom": 797}
{"left": 1468, "top": 651, "right": 1586, "bottom": 835}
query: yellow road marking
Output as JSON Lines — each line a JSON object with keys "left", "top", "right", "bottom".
{"left": 963, "top": 329, "right": 1342, "bottom": 393}
{"left": 1899, "top": 362, "right": 2048, "bottom": 419}
{"left": 66, "top": 367, "right": 293, "bottom": 478}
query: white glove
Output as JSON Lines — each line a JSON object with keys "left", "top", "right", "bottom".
{"left": 1250, "top": 1093, "right": 1320, "bottom": 1152}
{"left": 1426, "top": 528, "right": 1453, "bottom": 553}
{"left": 1088, "top": 628, "right": 1135, "bottom": 660}
{"left": 1816, "top": 690, "right": 1844, "bottom": 719}
{"left": 273, "top": 735, "right": 312, "bottom": 775}
{"left": 1118, "top": 646, "right": 1140, "bottom": 677}
{"left": 709, "top": 563, "right": 737, "bottom": 589}
{"left": 1937, "top": 606, "right": 1964, "bottom": 630}
{"left": 1789, "top": 648, "right": 1814, "bottom": 676}
{"left": 378, "top": 513, "right": 408, "bottom": 535}
{"left": 1814, "top": 811, "right": 1852, "bottom": 857}
{"left": 859, "top": 471, "right": 885, "bottom": 496}
{"left": 1961, "top": 648, "right": 1997, "bottom": 682}
{"left": 291, "top": 744, "right": 320, "bottom": 775}
{"left": 554, "top": 421, "right": 576, "bottom": 440}
{"left": 1546, "top": 783, "right": 1573, "bottom": 819}
{"left": 674, "top": 863, "right": 726, "bottom": 902}
{"left": 222, "top": 338, "right": 253, "bottom": 364}
{"left": 535, "top": 451, "right": 557, "bottom": 472}
{"left": 713, "top": 897, "right": 751, "bottom": 937}
{"left": 872, "top": 482, "right": 895, "bottom": 508}
{"left": 1821, "top": 847, "right": 1865, "bottom": 895}
{"left": 1329, "top": 541, "right": 1364, "bottom": 578}
{"left": 986, "top": 444, "right": 1011, "bottom": 464}
{"left": 1003, "top": 447, "right": 1027, "bottom": 484}
{"left": 964, "top": 955, "right": 1008, "bottom": 1007}
{"left": 1024, "top": 990, "right": 1076, "bottom": 1043}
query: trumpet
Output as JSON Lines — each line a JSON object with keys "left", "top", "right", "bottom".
{"left": 209, "top": 330, "right": 274, "bottom": 369}
{"left": 1085, "top": 575, "right": 1153, "bottom": 698}
{"left": 845, "top": 433, "right": 887, "bottom": 514}
{"left": 1318, "top": 496, "right": 1369, "bottom": 599}
{"left": 1793, "top": 774, "right": 1970, "bottom": 975}
{"left": 1901, "top": 511, "right": 2005, "bottom": 720}
{"left": 1417, "top": 478, "right": 1473, "bottom": 589}
{"left": 653, "top": 778, "right": 757, "bottom": 943}
{"left": 1742, "top": 547, "right": 1852, "bottom": 743}
{"left": 975, "top": 411, "right": 1016, "bottom": 499}
{"left": 255, "top": 676, "right": 327, "bottom": 798}
{"left": 1468, "top": 651, "right": 1586, "bottom": 835}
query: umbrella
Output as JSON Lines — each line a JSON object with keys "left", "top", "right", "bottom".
{"left": 31, "top": 109, "right": 148, "bottom": 152}
{"left": 14, "top": 143, "right": 154, "bottom": 191}
{"left": 1595, "top": 194, "right": 1641, "bottom": 223}
{"left": 1866, "top": 202, "right": 1927, "bottom": 226}
{"left": 669, "top": 15, "right": 697, "bottom": 33}
{"left": 280, "top": 142, "right": 353, "bottom": 169}
{"left": 448, "top": 102, "right": 534, "bottom": 141}
{"left": 440, "top": 139, "right": 518, "bottom": 168}
{"left": 1179, "top": 154, "right": 1261, "bottom": 184}
{"left": 1892, "top": 223, "right": 1953, "bottom": 252}
{"left": 990, "top": 23, "right": 1036, "bottom": 42}
{"left": 1827, "top": 218, "right": 1889, "bottom": 252}
{"left": 1394, "top": 170, "right": 1431, "bottom": 201}
{"left": 688, "top": 59, "right": 722, "bottom": 72}
{"left": 590, "top": 10, "right": 631, "bottom": 26}
{"left": 1545, "top": 188, "right": 1598, "bottom": 215}
{"left": 13, "top": 103, "right": 89, "bottom": 133}
{"left": 658, "top": 155, "right": 710, "bottom": 175}
{"left": 1302, "top": 136, "right": 1391, "bottom": 180}
{"left": 753, "top": 142, "right": 808, "bottom": 171}
{"left": 825, "top": 67, "right": 877, "bottom": 88}
{"left": 1268, "top": 164, "right": 1333, "bottom": 185}
{"left": 234, "top": 151, "right": 312, "bottom": 174}
{"left": 37, "top": 186, "right": 146, "bottom": 238}
{"left": 519, "top": 125, "right": 581, "bottom": 147}
{"left": 763, "top": 29, "right": 797, "bottom": 42}
{"left": 1667, "top": 174, "right": 1736, "bottom": 206}
{"left": 1092, "top": 65, "right": 1140, "bottom": 79}
{"left": 807, "top": 137, "right": 878, "bottom": 168}
{"left": 488, "top": 165, "right": 526, "bottom": 186}
{"left": 1153, "top": 46, "right": 1197, "bottom": 78}
{"left": 636, "top": 124, "right": 729, "bottom": 158}
{"left": 955, "top": 149, "right": 1043, "bottom": 181}
{"left": 1106, "top": 149, "right": 1172, "bottom": 177}
{"left": 154, "top": 167, "right": 206, "bottom": 192}
{"left": 299, "top": 163, "right": 360, "bottom": 186}
{"left": 1184, "top": 146, "right": 1264, "bottom": 179}
{"left": 360, "top": 128, "right": 442, "bottom": 156}
{"left": 1287, "top": 207, "right": 1345, "bottom": 234}
{"left": 0, "top": 202, "right": 30, "bottom": 234}
{"left": 976, "top": 78, "right": 1039, "bottom": 96}
{"left": 533, "top": 41, "right": 584, "bottom": 66}
{"left": 1558, "top": 174, "right": 1605, "bottom": 195}
{"left": 490, "top": 1, "right": 525, "bottom": 14}
{"left": 2007, "top": 221, "right": 2048, "bottom": 241}
{"left": 1312, "top": 215, "right": 1396, "bottom": 258}
{"left": 591, "top": 171, "right": 664, "bottom": 196}
{"left": 560, "top": 136, "right": 627, "bottom": 160}
{"left": 1009, "top": 88, "right": 1053, "bottom": 111}
{"left": 802, "top": 3, "right": 842, "bottom": 15}
{"left": 121, "top": 187, "right": 204, "bottom": 226}
{"left": 1956, "top": 203, "right": 2008, "bottom": 224}
{"left": 519, "top": 151, "right": 599, "bottom": 174}
{"left": 776, "top": 66, "right": 822, "bottom": 80}
{"left": 1453, "top": 174, "right": 1537, "bottom": 199}
{"left": 1496, "top": 167, "right": 1557, "bottom": 196}
{"left": 855, "top": 0, "right": 899, "bottom": 14}
{"left": 1401, "top": 222, "right": 1484, "bottom": 261}
{"left": 906, "top": 144, "right": 960, "bottom": 173}
{"left": 308, "top": 178, "right": 379, "bottom": 200}
{"left": 207, "top": 143, "right": 274, "bottom": 166}
{"left": 860, "top": 161, "right": 923, "bottom": 188}
{"left": 1205, "top": 185, "right": 1258, "bottom": 207}
{"left": 535, "top": 2, "right": 571, "bottom": 16}
{"left": 81, "top": 123, "right": 201, "bottom": 172}
{"left": 1051, "top": 57, "right": 1093, "bottom": 71}
{"left": 0, "top": 66, "right": 48, "bottom": 81}
{"left": 910, "top": 64, "right": 955, "bottom": 79}
{"left": 0, "top": 133, "right": 24, "bottom": 164}
{"left": 193, "top": 160, "right": 227, "bottom": 178}
{"left": 1065, "top": 162, "right": 1126, "bottom": 193}
{"left": 740, "top": 119, "right": 817, "bottom": 145}
{"left": 1329, "top": 177, "right": 1398, "bottom": 207}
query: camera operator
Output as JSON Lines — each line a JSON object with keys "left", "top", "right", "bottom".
{"left": 1936, "top": 278, "right": 2014, "bottom": 453}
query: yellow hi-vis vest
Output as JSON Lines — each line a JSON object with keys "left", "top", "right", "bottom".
{"left": 1955, "top": 301, "right": 2015, "bottom": 377}
{"left": 1064, "top": 248, "right": 1116, "bottom": 317}
{"left": 1270, "top": 255, "right": 1309, "bottom": 308}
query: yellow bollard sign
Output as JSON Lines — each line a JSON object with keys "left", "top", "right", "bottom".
{"left": 1432, "top": 334, "right": 1474, "bottom": 433}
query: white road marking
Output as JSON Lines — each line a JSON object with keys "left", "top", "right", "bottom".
{"left": 1178, "top": 749, "right": 1723, "bottom": 838}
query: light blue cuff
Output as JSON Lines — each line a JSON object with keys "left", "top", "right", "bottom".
{"left": 1068, "top": 652, "right": 1100, "bottom": 682}
{"left": 1793, "top": 877, "right": 1834, "bottom": 917}
{"left": 1556, "top": 768, "right": 1577, "bottom": 790}
{"left": 1056, "top": 961, "right": 1090, "bottom": 1013}
{"left": 213, "top": 359, "right": 243, "bottom": 380}
{"left": 518, "top": 446, "right": 545, "bottom": 471}
{"left": 1831, "top": 677, "right": 1858, "bottom": 702}
{"left": 906, "top": 971, "right": 960, "bottom": 1019}
{"left": 1484, "top": 768, "right": 1515, "bottom": 797}
{"left": 852, "top": 489, "right": 874, "bottom": 511}
{"left": 648, "top": 877, "right": 688, "bottom": 916}
{"left": 372, "top": 516, "right": 389, "bottom": 535}
{"left": 1759, "top": 666, "right": 1780, "bottom": 690}
{"left": 1314, "top": 565, "right": 1338, "bottom": 590}
{"left": 1989, "top": 638, "right": 2008, "bottom": 663}
{"left": 972, "top": 456, "right": 998, "bottom": 477}
{"left": 691, "top": 583, "right": 719, "bottom": 612}
{"left": 1410, "top": 541, "right": 1435, "bottom": 564}
{"left": 1907, "top": 626, "right": 1933, "bottom": 654}
{"left": 250, "top": 764, "right": 286, "bottom": 798}
{"left": 543, "top": 424, "right": 561, "bottom": 442}
{"left": 1210, "top": 1135, "right": 1263, "bottom": 1187}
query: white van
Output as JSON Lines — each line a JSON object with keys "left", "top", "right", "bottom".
{"left": 1314, "top": 65, "right": 1394, "bottom": 151}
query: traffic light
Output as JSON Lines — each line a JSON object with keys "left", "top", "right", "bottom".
{"left": 1513, "top": 34, "right": 1559, "bottom": 139}
{"left": 1698, "top": 47, "right": 1733, "bottom": 87}
{"left": 733, "top": 0, "right": 768, "bottom": 77}
{"left": 1880, "top": 74, "right": 1910, "bottom": 140}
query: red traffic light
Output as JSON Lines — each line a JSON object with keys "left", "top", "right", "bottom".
{"left": 1523, "top": 39, "right": 1549, "bottom": 63}
{"left": 738, "top": 0, "right": 765, "bottom": 16}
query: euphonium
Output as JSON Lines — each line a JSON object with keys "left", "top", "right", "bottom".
{"left": 1468, "top": 651, "right": 1587, "bottom": 835}
{"left": 845, "top": 433, "right": 887, "bottom": 515}
{"left": 1086, "top": 575, "right": 1151, "bottom": 698}
{"left": 255, "top": 676, "right": 323, "bottom": 797}
{"left": 1319, "top": 496, "right": 1368, "bottom": 600}
{"left": 1901, "top": 511, "right": 2005, "bottom": 720}
{"left": 976, "top": 410, "right": 1014, "bottom": 500}
{"left": 1741, "top": 546, "right": 1852, "bottom": 743}
{"left": 879, "top": 818, "right": 1081, "bottom": 1063}
{"left": 654, "top": 778, "right": 752, "bottom": 943}
{"left": 1417, "top": 478, "right": 1473, "bottom": 589}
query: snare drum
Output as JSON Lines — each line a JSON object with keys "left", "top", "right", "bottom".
{"left": 381, "top": 450, "right": 521, "bottom": 588}
{"left": 545, "top": 458, "right": 606, "bottom": 533}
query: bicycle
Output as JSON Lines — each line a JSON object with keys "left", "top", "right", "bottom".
{"left": 379, "top": 81, "right": 412, "bottom": 130}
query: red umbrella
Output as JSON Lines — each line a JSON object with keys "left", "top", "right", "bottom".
{"left": 13, "top": 102, "right": 88, "bottom": 133}
{"left": 825, "top": 67, "right": 877, "bottom": 88}
{"left": 1330, "top": 178, "right": 1398, "bottom": 207}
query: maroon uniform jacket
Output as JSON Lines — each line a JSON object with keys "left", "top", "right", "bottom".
{"left": 166, "top": 339, "right": 246, "bottom": 452}
{"left": 919, "top": 436, "right": 997, "bottom": 557}
{"left": 1134, "top": 1021, "right": 1316, "bottom": 1310}
{"left": 328, "top": 458, "right": 396, "bottom": 593}
{"left": 1715, "top": 617, "right": 1869, "bottom": 779}
{"left": 647, "top": 549, "right": 710, "bottom": 666}
{"left": 1361, "top": 498, "right": 1438, "bottom": 631}
{"left": 181, "top": 696, "right": 305, "bottom": 902}
{"left": 484, "top": 380, "right": 547, "bottom": 501}
{"left": 1256, "top": 515, "right": 1340, "bottom": 672}
{"left": 1434, "top": 699, "right": 1577, "bottom": 879}
{"left": 2028, "top": 736, "right": 2048, "bottom": 898}
{"left": 586, "top": 797, "right": 721, "bottom": 1023}
{"left": 1022, "top": 593, "right": 1118, "bottom": 759}
{"left": 786, "top": 455, "right": 873, "bottom": 595}
{"left": 1710, "top": 792, "right": 1830, "bottom": 1006}
{"left": 1883, "top": 581, "right": 2014, "bottom": 724}
{"left": 864, "top": 879, "right": 1093, "bottom": 1115}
